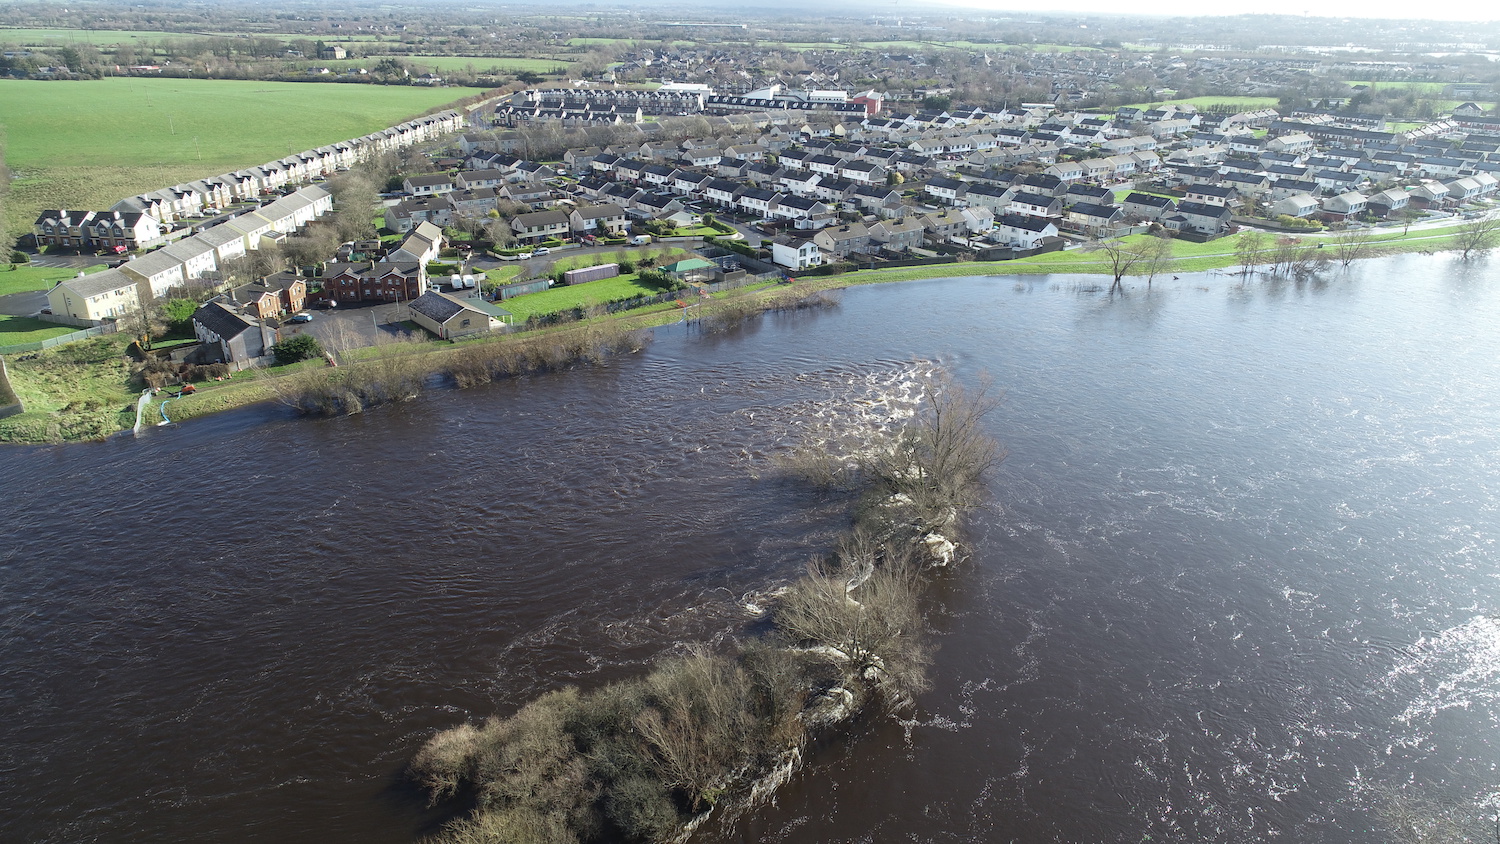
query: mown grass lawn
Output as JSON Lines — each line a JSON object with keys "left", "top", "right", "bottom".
{"left": 0, "top": 316, "right": 79, "bottom": 345}
{"left": 499, "top": 275, "right": 680, "bottom": 318}
{"left": 0, "top": 264, "right": 103, "bottom": 298}
{"left": 546, "top": 246, "right": 686, "bottom": 274}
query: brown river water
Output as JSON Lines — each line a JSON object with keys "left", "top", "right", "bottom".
{"left": 4, "top": 254, "right": 1500, "bottom": 842}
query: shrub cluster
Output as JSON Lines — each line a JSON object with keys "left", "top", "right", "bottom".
{"left": 442, "top": 323, "right": 652, "bottom": 389}
{"left": 411, "top": 374, "right": 1002, "bottom": 844}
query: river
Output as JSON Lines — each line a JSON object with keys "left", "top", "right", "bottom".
{"left": 3, "top": 253, "right": 1499, "bottom": 842}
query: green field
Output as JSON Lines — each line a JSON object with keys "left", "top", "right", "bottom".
{"left": 1121, "top": 96, "right": 1279, "bottom": 111}
{"left": 0, "top": 28, "right": 194, "bottom": 45}
{"left": 405, "top": 55, "right": 572, "bottom": 72}
{"left": 0, "top": 264, "right": 101, "bottom": 298}
{"left": 568, "top": 37, "right": 637, "bottom": 46}
{"left": 500, "top": 275, "right": 676, "bottom": 318}
{"left": 0, "top": 315, "right": 77, "bottom": 345}
{"left": 0, "top": 77, "right": 486, "bottom": 238}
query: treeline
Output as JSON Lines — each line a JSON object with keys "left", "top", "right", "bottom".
{"left": 409, "top": 372, "right": 1003, "bottom": 844}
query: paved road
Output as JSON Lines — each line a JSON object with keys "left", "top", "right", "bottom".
{"left": 281, "top": 301, "right": 417, "bottom": 350}
{"left": 0, "top": 290, "right": 49, "bottom": 317}
{"left": 26, "top": 254, "right": 111, "bottom": 270}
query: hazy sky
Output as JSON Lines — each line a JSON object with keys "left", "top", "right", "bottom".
{"left": 925, "top": 0, "right": 1495, "bottom": 22}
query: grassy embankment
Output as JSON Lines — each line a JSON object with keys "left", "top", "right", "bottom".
{"left": 0, "top": 77, "right": 488, "bottom": 241}
{"left": 0, "top": 225, "right": 1477, "bottom": 443}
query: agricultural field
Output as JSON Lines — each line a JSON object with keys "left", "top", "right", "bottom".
{"left": 0, "top": 28, "right": 192, "bottom": 45}
{"left": 404, "top": 55, "right": 572, "bottom": 72}
{"left": 0, "top": 77, "right": 486, "bottom": 240}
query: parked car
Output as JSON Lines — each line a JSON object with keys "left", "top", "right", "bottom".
{"left": 289, "top": 313, "right": 313, "bottom": 323}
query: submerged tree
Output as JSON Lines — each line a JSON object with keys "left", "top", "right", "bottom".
{"left": 1454, "top": 212, "right": 1500, "bottom": 261}
{"left": 1234, "top": 230, "right": 1271, "bottom": 276}
{"left": 1330, "top": 229, "right": 1377, "bottom": 267}
{"left": 1088, "top": 239, "right": 1146, "bottom": 293}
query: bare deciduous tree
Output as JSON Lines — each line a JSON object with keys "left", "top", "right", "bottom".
{"left": 1087, "top": 239, "right": 1146, "bottom": 293}
{"left": 1330, "top": 229, "right": 1377, "bottom": 267}
{"left": 1234, "top": 230, "right": 1271, "bottom": 276}
{"left": 1454, "top": 212, "right": 1500, "bottom": 260}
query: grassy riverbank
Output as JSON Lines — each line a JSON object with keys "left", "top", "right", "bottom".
{"left": 0, "top": 228, "right": 1475, "bottom": 444}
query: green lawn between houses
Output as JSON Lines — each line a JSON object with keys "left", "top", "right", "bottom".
{"left": 497, "top": 274, "right": 682, "bottom": 319}
{"left": 0, "top": 264, "right": 104, "bottom": 298}
{"left": 0, "top": 316, "right": 78, "bottom": 345}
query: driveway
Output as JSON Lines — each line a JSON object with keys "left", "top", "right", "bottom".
{"left": 280, "top": 301, "right": 419, "bottom": 350}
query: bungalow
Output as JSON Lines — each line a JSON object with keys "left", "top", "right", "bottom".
{"left": 1122, "top": 192, "right": 1176, "bottom": 221}
{"left": 409, "top": 290, "right": 501, "bottom": 339}
{"left": 46, "top": 268, "right": 141, "bottom": 321}
{"left": 770, "top": 235, "right": 824, "bottom": 271}
{"left": 1270, "top": 194, "right": 1321, "bottom": 218}
{"left": 994, "top": 214, "right": 1058, "bottom": 249}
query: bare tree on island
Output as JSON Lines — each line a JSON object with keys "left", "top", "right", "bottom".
{"left": 1454, "top": 212, "right": 1500, "bottom": 261}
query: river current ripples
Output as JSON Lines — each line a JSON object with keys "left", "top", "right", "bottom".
{"left": 3, "top": 253, "right": 1499, "bottom": 843}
